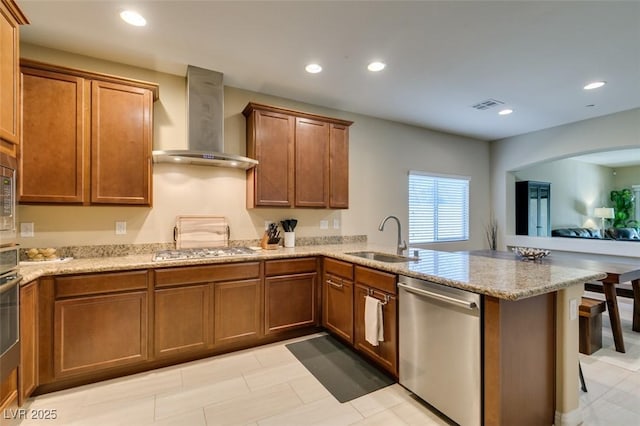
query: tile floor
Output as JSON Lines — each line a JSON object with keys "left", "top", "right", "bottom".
{"left": 15, "top": 295, "right": 640, "bottom": 426}
{"left": 580, "top": 293, "right": 640, "bottom": 426}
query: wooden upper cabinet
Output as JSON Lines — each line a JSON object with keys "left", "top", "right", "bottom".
{"left": 245, "top": 107, "right": 295, "bottom": 207}
{"left": 329, "top": 123, "right": 349, "bottom": 208}
{"left": 18, "top": 60, "right": 158, "bottom": 206}
{"left": 243, "top": 102, "right": 352, "bottom": 209}
{"left": 295, "top": 118, "right": 329, "bottom": 207}
{"left": 20, "top": 68, "right": 88, "bottom": 203}
{"left": 91, "top": 81, "right": 152, "bottom": 205}
{"left": 0, "top": 0, "right": 28, "bottom": 157}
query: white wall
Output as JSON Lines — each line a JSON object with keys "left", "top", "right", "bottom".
{"left": 513, "top": 159, "right": 614, "bottom": 229}
{"left": 613, "top": 165, "right": 640, "bottom": 190}
{"left": 18, "top": 44, "right": 491, "bottom": 250}
{"left": 491, "top": 107, "right": 640, "bottom": 256}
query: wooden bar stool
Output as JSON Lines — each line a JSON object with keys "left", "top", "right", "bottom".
{"left": 579, "top": 297, "right": 607, "bottom": 355}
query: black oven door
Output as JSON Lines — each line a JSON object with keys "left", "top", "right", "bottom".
{"left": 0, "top": 272, "right": 20, "bottom": 382}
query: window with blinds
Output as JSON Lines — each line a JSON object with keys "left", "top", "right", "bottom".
{"left": 409, "top": 171, "right": 469, "bottom": 243}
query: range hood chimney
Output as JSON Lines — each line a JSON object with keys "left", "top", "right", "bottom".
{"left": 152, "top": 65, "right": 258, "bottom": 169}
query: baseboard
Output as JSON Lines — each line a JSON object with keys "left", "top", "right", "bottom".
{"left": 554, "top": 407, "right": 583, "bottom": 426}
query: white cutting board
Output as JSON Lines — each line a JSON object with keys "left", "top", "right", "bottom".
{"left": 175, "top": 216, "right": 229, "bottom": 249}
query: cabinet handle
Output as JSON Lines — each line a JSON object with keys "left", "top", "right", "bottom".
{"left": 327, "top": 279, "right": 343, "bottom": 289}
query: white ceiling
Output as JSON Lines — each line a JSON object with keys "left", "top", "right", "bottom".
{"left": 17, "top": 0, "right": 640, "bottom": 141}
{"left": 572, "top": 148, "right": 640, "bottom": 168}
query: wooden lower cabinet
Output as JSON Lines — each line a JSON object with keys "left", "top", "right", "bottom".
{"left": 19, "top": 281, "right": 38, "bottom": 402}
{"left": 214, "top": 279, "right": 262, "bottom": 345}
{"left": 323, "top": 273, "right": 354, "bottom": 343}
{"left": 53, "top": 291, "right": 148, "bottom": 377}
{"left": 264, "top": 258, "right": 318, "bottom": 336}
{"left": 265, "top": 273, "right": 317, "bottom": 335}
{"left": 322, "top": 258, "right": 355, "bottom": 343}
{"left": 484, "top": 293, "right": 556, "bottom": 425}
{"left": 0, "top": 370, "right": 18, "bottom": 426}
{"left": 154, "top": 284, "right": 212, "bottom": 357}
{"left": 353, "top": 284, "right": 397, "bottom": 376}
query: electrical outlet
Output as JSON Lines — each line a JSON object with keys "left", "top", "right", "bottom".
{"left": 115, "top": 221, "right": 127, "bottom": 235}
{"left": 20, "top": 222, "right": 34, "bottom": 237}
{"left": 333, "top": 219, "right": 340, "bottom": 229}
{"left": 320, "top": 220, "right": 329, "bottom": 230}
{"left": 570, "top": 298, "right": 578, "bottom": 321}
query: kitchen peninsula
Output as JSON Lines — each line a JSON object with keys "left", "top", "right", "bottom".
{"left": 16, "top": 243, "right": 605, "bottom": 426}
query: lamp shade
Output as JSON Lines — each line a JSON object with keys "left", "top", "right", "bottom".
{"left": 594, "top": 207, "right": 615, "bottom": 219}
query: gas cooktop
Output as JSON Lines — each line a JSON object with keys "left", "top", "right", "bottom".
{"left": 152, "top": 246, "right": 257, "bottom": 261}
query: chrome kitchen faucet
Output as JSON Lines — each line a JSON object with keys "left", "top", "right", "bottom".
{"left": 378, "top": 215, "right": 407, "bottom": 255}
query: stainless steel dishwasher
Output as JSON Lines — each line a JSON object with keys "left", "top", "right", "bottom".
{"left": 398, "top": 275, "right": 481, "bottom": 426}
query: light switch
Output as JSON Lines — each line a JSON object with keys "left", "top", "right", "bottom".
{"left": 20, "top": 222, "right": 34, "bottom": 237}
{"left": 333, "top": 219, "right": 340, "bottom": 229}
{"left": 115, "top": 221, "right": 127, "bottom": 235}
{"left": 320, "top": 220, "right": 329, "bottom": 230}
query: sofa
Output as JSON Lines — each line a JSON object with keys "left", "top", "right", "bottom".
{"left": 552, "top": 227, "right": 640, "bottom": 241}
{"left": 607, "top": 227, "right": 640, "bottom": 241}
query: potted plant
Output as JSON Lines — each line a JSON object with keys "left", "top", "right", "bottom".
{"left": 610, "top": 188, "right": 638, "bottom": 228}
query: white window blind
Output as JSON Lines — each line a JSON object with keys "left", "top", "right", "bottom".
{"left": 409, "top": 171, "right": 469, "bottom": 243}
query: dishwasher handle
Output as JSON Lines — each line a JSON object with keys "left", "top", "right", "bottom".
{"left": 398, "top": 282, "right": 477, "bottom": 310}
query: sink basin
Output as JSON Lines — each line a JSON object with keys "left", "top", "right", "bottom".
{"left": 346, "top": 251, "right": 418, "bottom": 263}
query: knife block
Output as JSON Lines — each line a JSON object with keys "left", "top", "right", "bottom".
{"left": 260, "top": 233, "right": 280, "bottom": 250}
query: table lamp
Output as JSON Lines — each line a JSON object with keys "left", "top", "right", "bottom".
{"left": 594, "top": 207, "right": 615, "bottom": 238}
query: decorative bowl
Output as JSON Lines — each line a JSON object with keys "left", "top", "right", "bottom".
{"left": 512, "top": 247, "right": 550, "bottom": 261}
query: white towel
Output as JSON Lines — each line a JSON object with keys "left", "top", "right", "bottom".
{"left": 364, "top": 295, "right": 384, "bottom": 346}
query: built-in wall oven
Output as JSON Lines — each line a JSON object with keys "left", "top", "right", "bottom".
{"left": 1, "top": 160, "right": 17, "bottom": 244}
{"left": 0, "top": 154, "right": 21, "bottom": 384}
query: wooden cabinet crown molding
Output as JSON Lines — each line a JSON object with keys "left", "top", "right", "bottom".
{"left": 20, "top": 59, "right": 159, "bottom": 101}
{"left": 1, "top": 0, "right": 29, "bottom": 24}
{"left": 242, "top": 102, "right": 353, "bottom": 127}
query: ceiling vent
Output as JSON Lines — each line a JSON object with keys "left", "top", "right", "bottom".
{"left": 471, "top": 99, "right": 504, "bottom": 110}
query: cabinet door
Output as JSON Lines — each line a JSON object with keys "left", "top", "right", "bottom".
{"left": 295, "top": 118, "right": 329, "bottom": 207}
{"left": 54, "top": 291, "right": 148, "bottom": 377}
{"left": 19, "top": 281, "right": 38, "bottom": 402}
{"left": 91, "top": 81, "right": 152, "bottom": 205}
{"left": 214, "top": 279, "right": 262, "bottom": 345}
{"left": 515, "top": 181, "right": 551, "bottom": 237}
{"left": 247, "top": 109, "right": 295, "bottom": 207}
{"left": 329, "top": 123, "right": 349, "bottom": 209}
{"left": 354, "top": 284, "right": 398, "bottom": 376}
{"left": 20, "top": 68, "right": 88, "bottom": 203}
{"left": 265, "top": 272, "right": 317, "bottom": 335}
{"left": 323, "top": 274, "right": 353, "bottom": 343}
{"left": 0, "top": 2, "right": 20, "bottom": 152}
{"left": 154, "top": 284, "right": 212, "bottom": 358}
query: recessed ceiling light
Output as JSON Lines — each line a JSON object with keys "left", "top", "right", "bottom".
{"left": 583, "top": 81, "right": 606, "bottom": 90}
{"left": 498, "top": 109, "right": 513, "bottom": 115}
{"left": 120, "top": 10, "right": 147, "bottom": 27}
{"left": 367, "top": 61, "right": 386, "bottom": 72}
{"left": 305, "top": 63, "right": 322, "bottom": 74}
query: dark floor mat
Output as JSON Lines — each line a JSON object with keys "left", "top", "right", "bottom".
{"left": 286, "top": 335, "right": 394, "bottom": 403}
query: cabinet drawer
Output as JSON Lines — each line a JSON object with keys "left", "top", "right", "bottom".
{"left": 324, "top": 258, "right": 353, "bottom": 280}
{"left": 155, "top": 262, "right": 260, "bottom": 288}
{"left": 265, "top": 257, "right": 317, "bottom": 276}
{"left": 55, "top": 270, "right": 148, "bottom": 298}
{"left": 355, "top": 266, "right": 396, "bottom": 294}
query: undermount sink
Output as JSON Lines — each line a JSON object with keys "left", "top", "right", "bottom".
{"left": 346, "top": 251, "right": 419, "bottom": 263}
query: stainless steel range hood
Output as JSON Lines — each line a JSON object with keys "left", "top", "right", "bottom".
{"left": 152, "top": 65, "right": 258, "bottom": 169}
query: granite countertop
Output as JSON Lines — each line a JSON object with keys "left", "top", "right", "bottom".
{"left": 17, "top": 243, "right": 606, "bottom": 301}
